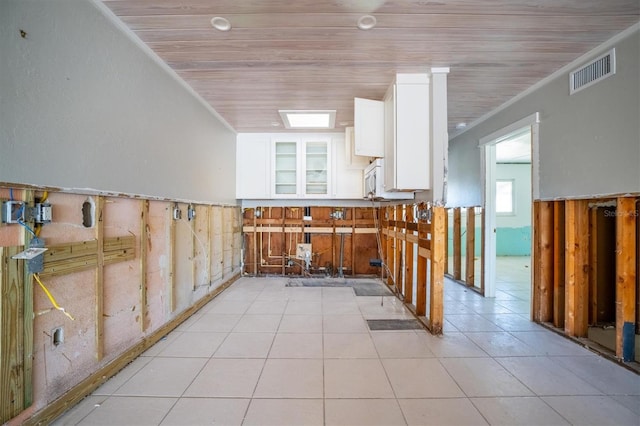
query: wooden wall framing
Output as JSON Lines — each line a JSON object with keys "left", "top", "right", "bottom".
{"left": 445, "top": 206, "right": 483, "bottom": 294}
{"left": 532, "top": 196, "right": 639, "bottom": 362}
{"left": 0, "top": 186, "right": 243, "bottom": 424}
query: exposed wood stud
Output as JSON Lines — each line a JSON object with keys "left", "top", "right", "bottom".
{"left": 169, "top": 203, "right": 177, "bottom": 312}
{"left": 140, "top": 200, "right": 149, "bottom": 332}
{"left": 553, "top": 201, "right": 566, "bottom": 328}
{"left": 443, "top": 208, "right": 449, "bottom": 275}
{"left": 1, "top": 247, "right": 25, "bottom": 423}
{"left": 465, "top": 206, "right": 475, "bottom": 287}
{"left": 615, "top": 197, "right": 637, "bottom": 361}
{"left": 429, "top": 206, "right": 445, "bottom": 334}
{"left": 395, "top": 205, "right": 403, "bottom": 295}
{"left": 453, "top": 207, "right": 462, "bottom": 280}
{"left": 416, "top": 204, "right": 427, "bottom": 316}
{"left": 532, "top": 201, "right": 541, "bottom": 321}
{"left": 538, "top": 201, "right": 554, "bottom": 323}
{"left": 405, "top": 205, "right": 414, "bottom": 304}
{"left": 564, "top": 199, "right": 589, "bottom": 337}
{"left": 21, "top": 189, "right": 34, "bottom": 407}
{"left": 589, "top": 207, "right": 598, "bottom": 325}
{"left": 95, "top": 196, "right": 105, "bottom": 361}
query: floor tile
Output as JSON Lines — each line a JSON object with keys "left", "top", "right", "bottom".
{"left": 289, "top": 287, "right": 323, "bottom": 300}
{"left": 253, "top": 358, "right": 323, "bottom": 398}
{"left": 479, "top": 313, "right": 543, "bottom": 331}
{"left": 508, "top": 331, "right": 593, "bottom": 356}
{"left": 246, "top": 299, "right": 287, "bottom": 314}
{"left": 440, "top": 358, "right": 533, "bottom": 397}
{"left": 324, "top": 333, "right": 378, "bottom": 358}
{"left": 323, "top": 300, "right": 361, "bottom": 315}
{"left": 278, "top": 314, "right": 323, "bottom": 333}
{"left": 114, "top": 357, "right": 207, "bottom": 397}
{"left": 422, "top": 332, "right": 488, "bottom": 358}
{"left": 243, "top": 399, "right": 324, "bottom": 426}
{"left": 51, "top": 395, "right": 107, "bottom": 425}
{"left": 160, "top": 398, "right": 249, "bottom": 426}
{"left": 471, "top": 396, "right": 570, "bottom": 425}
{"left": 325, "top": 359, "right": 395, "bottom": 398}
{"left": 202, "top": 299, "right": 252, "bottom": 314}
{"left": 610, "top": 395, "right": 640, "bottom": 416}
{"left": 553, "top": 355, "right": 640, "bottom": 395}
{"left": 93, "top": 356, "right": 153, "bottom": 395}
{"left": 213, "top": 332, "right": 274, "bottom": 358}
{"left": 399, "top": 398, "right": 488, "bottom": 426}
{"left": 141, "top": 332, "right": 182, "bottom": 357}
{"left": 232, "top": 314, "right": 282, "bottom": 332}
{"left": 382, "top": 358, "right": 464, "bottom": 398}
{"left": 543, "top": 395, "right": 640, "bottom": 426}
{"left": 371, "top": 331, "right": 435, "bottom": 358}
{"left": 285, "top": 300, "right": 322, "bottom": 315}
{"left": 325, "top": 399, "right": 406, "bottom": 426}
{"left": 186, "top": 313, "right": 241, "bottom": 332}
{"left": 465, "top": 332, "right": 541, "bottom": 357}
{"left": 76, "top": 396, "right": 176, "bottom": 426}
{"left": 445, "top": 314, "right": 505, "bottom": 332}
{"left": 496, "top": 356, "right": 603, "bottom": 396}
{"left": 183, "top": 358, "right": 264, "bottom": 397}
{"left": 322, "top": 287, "right": 356, "bottom": 300}
{"left": 269, "top": 333, "right": 323, "bottom": 358}
{"left": 323, "top": 314, "right": 369, "bottom": 333}
{"left": 157, "top": 331, "right": 227, "bottom": 358}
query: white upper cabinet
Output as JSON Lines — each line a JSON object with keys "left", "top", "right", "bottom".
{"left": 236, "top": 134, "right": 270, "bottom": 199}
{"left": 236, "top": 133, "right": 365, "bottom": 200}
{"left": 272, "top": 136, "right": 331, "bottom": 198}
{"left": 344, "top": 126, "right": 371, "bottom": 169}
{"left": 354, "top": 97, "right": 384, "bottom": 157}
{"left": 384, "top": 73, "right": 430, "bottom": 192}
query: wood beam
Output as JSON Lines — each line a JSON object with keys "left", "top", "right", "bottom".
{"left": 21, "top": 189, "right": 34, "bottom": 407}
{"left": 429, "top": 206, "right": 445, "bottom": 334}
{"left": 140, "top": 200, "right": 149, "bottom": 332}
{"left": 169, "top": 203, "right": 177, "bottom": 312}
{"left": 416, "top": 205, "right": 428, "bottom": 316}
{"left": 443, "top": 208, "right": 449, "bottom": 275}
{"left": 1, "top": 247, "right": 25, "bottom": 423}
{"left": 453, "top": 207, "right": 462, "bottom": 280}
{"left": 616, "top": 197, "right": 637, "bottom": 361}
{"left": 480, "top": 208, "right": 485, "bottom": 296}
{"left": 465, "top": 207, "right": 475, "bottom": 287}
{"left": 95, "top": 196, "right": 105, "bottom": 361}
{"left": 564, "top": 200, "right": 589, "bottom": 337}
{"left": 405, "top": 206, "right": 414, "bottom": 304}
{"left": 538, "top": 201, "right": 554, "bottom": 322}
{"left": 553, "top": 201, "right": 566, "bottom": 328}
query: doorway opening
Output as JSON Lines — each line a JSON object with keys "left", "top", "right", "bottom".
{"left": 480, "top": 113, "right": 539, "bottom": 307}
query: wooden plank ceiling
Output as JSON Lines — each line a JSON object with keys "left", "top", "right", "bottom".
{"left": 102, "top": 0, "right": 640, "bottom": 134}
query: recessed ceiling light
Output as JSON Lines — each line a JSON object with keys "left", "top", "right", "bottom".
{"left": 455, "top": 122, "right": 467, "bottom": 130}
{"left": 211, "top": 17, "right": 231, "bottom": 31}
{"left": 271, "top": 121, "right": 281, "bottom": 127}
{"left": 338, "top": 121, "right": 351, "bottom": 126}
{"left": 279, "top": 110, "right": 336, "bottom": 129}
{"left": 357, "top": 15, "right": 377, "bottom": 30}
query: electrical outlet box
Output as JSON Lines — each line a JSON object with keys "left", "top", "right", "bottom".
{"left": 1, "top": 201, "right": 24, "bottom": 224}
{"left": 173, "top": 206, "right": 182, "bottom": 220}
{"left": 33, "top": 203, "right": 52, "bottom": 223}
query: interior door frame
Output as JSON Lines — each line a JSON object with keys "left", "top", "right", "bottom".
{"left": 478, "top": 112, "right": 539, "bottom": 298}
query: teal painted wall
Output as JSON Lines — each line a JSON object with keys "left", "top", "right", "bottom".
{"left": 496, "top": 226, "right": 531, "bottom": 256}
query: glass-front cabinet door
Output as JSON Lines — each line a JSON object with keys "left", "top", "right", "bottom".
{"left": 273, "top": 141, "right": 298, "bottom": 195}
{"left": 304, "top": 141, "right": 328, "bottom": 195}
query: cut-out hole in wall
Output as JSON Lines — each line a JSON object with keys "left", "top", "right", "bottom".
{"left": 82, "top": 197, "right": 95, "bottom": 228}
{"left": 52, "top": 327, "right": 64, "bottom": 347}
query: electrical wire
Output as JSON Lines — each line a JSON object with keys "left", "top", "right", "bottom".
{"left": 33, "top": 274, "right": 75, "bottom": 321}
{"left": 18, "top": 220, "right": 36, "bottom": 237}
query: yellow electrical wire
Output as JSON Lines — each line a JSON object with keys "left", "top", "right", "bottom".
{"left": 33, "top": 274, "right": 75, "bottom": 321}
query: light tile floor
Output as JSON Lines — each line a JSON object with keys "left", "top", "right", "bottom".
{"left": 55, "top": 267, "right": 639, "bottom": 426}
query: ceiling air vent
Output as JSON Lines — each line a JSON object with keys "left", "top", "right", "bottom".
{"left": 570, "top": 48, "right": 616, "bottom": 94}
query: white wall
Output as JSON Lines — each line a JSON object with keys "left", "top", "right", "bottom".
{"left": 496, "top": 163, "right": 532, "bottom": 228}
{"left": 448, "top": 25, "right": 640, "bottom": 206}
{"left": 0, "top": 0, "right": 237, "bottom": 204}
